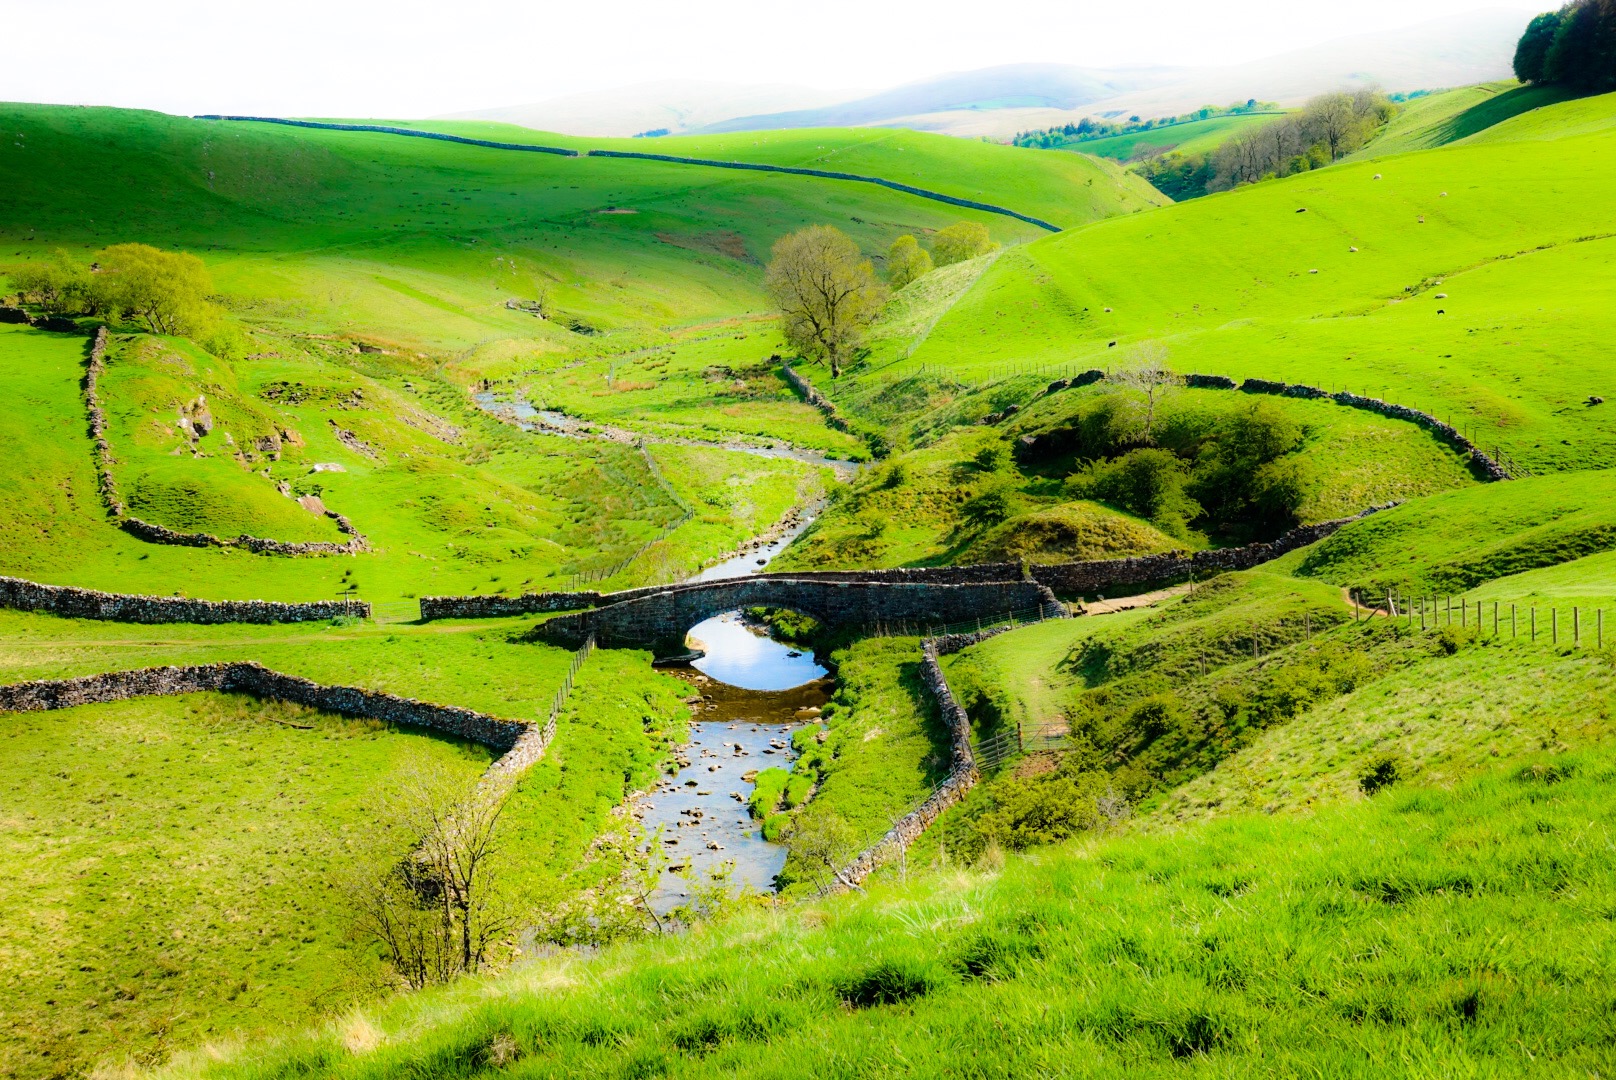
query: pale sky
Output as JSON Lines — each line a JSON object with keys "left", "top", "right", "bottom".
{"left": 3, "top": 1, "right": 1535, "bottom": 118}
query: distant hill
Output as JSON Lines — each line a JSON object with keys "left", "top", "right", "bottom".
{"left": 448, "top": 9, "right": 1529, "bottom": 140}
{"left": 437, "top": 79, "right": 863, "bottom": 138}
{"left": 690, "top": 64, "right": 1191, "bottom": 134}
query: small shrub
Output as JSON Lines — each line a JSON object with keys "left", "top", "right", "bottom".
{"left": 972, "top": 443, "right": 1009, "bottom": 472}
{"left": 1358, "top": 753, "right": 1403, "bottom": 795}
{"left": 1434, "top": 625, "right": 1475, "bottom": 655}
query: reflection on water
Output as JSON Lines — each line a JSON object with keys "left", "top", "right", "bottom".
{"left": 687, "top": 612, "right": 828, "bottom": 691}
{"left": 635, "top": 674, "right": 831, "bottom": 910}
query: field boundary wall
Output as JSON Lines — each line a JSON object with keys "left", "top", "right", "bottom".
{"left": 186, "top": 117, "right": 1060, "bottom": 231}
{"left": 831, "top": 626, "right": 1027, "bottom": 890}
{"left": 0, "top": 574, "right": 370, "bottom": 624}
{"left": 586, "top": 150, "right": 1063, "bottom": 232}
{"left": 194, "top": 115, "right": 579, "bottom": 155}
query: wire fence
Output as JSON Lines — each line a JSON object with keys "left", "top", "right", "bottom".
{"left": 541, "top": 634, "right": 595, "bottom": 742}
{"left": 1353, "top": 591, "right": 1611, "bottom": 649}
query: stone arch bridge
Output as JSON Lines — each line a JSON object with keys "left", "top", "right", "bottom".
{"left": 532, "top": 577, "right": 1060, "bottom": 654}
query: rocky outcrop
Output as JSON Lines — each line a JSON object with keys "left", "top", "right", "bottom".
{"left": 0, "top": 574, "right": 369, "bottom": 624}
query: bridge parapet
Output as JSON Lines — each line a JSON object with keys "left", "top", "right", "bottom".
{"left": 531, "top": 577, "right": 1056, "bottom": 653}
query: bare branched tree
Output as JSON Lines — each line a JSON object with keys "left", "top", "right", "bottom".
{"left": 785, "top": 810, "right": 861, "bottom": 894}
{"left": 765, "top": 225, "right": 886, "bottom": 378}
{"left": 342, "top": 765, "right": 515, "bottom": 989}
{"left": 1113, "top": 342, "right": 1176, "bottom": 444}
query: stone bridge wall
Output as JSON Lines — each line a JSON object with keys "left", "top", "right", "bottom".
{"left": 0, "top": 574, "right": 370, "bottom": 624}
{"left": 421, "top": 507, "right": 1390, "bottom": 622}
{"left": 533, "top": 578, "right": 1056, "bottom": 650}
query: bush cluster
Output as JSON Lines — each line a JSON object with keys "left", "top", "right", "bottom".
{"left": 1059, "top": 394, "right": 1313, "bottom": 541}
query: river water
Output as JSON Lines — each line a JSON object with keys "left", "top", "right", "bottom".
{"left": 470, "top": 389, "right": 841, "bottom": 904}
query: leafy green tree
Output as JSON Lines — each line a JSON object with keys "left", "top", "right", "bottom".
{"left": 930, "top": 222, "right": 998, "bottom": 267}
{"left": 1189, "top": 400, "right": 1309, "bottom": 537}
{"left": 885, "top": 234, "right": 933, "bottom": 290}
{"left": 765, "top": 225, "right": 886, "bottom": 378}
{"left": 1544, "top": 0, "right": 1616, "bottom": 89}
{"left": 95, "top": 243, "right": 214, "bottom": 335}
{"left": 1515, "top": 10, "right": 1567, "bottom": 82}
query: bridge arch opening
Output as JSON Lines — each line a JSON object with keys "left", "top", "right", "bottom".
{"left": 685, "top": 608, "right": 828, "bottom": 692}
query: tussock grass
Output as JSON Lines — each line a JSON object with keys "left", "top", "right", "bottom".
{"left": 151, "top": 737, "right": 1616, "bottom": 1078}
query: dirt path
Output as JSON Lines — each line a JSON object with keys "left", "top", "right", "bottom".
{"left": 1075, "top": 584, "right": 1193, "bottom": 616}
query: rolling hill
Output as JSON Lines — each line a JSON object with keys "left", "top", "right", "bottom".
{"left": 878, "top": 91, "right": 1616, "bottom": 475}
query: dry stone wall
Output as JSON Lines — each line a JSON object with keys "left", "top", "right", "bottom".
{"left": 0, "top": 574, "right": 369, "bottom": 624}
{"left": 833, "top": 634, "right": 992, "bottom": 890}
{"left": 81, "top": 327, "right": 371, "bottom": 555}
{"left": 1020, "top": 370, "right": 1512, "bottom": 481}
{"left": 422, "top": 508, "right": 1392, "bottom": 622}
{"left": 780, "top": 362, "right": 856, "bottom": 435}
{"left": 0, "top": 662, "right": 529, "bottom": 750}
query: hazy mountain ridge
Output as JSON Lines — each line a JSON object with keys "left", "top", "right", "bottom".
{"left": 444, "top": 8, "right": 1528, "bottom": 139}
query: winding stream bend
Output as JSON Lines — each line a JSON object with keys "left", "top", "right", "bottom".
{"left": 471, "top": 389, "right": 848, "bottom": 905}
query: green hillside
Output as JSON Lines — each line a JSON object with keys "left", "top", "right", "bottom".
{"left": 0, "top": 106, "right": 1160, "bottom": 353}
{"left": 885, "top": 91, "right": 1616, "bottom": 474}
{"left": 1347, "top": 81, "right": 1578, "bottom": 158}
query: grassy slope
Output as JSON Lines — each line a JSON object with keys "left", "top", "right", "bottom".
{"left": 1348, "top": 82, "right": 1578, "bottom": 159}
{"left": 778, "top": 384, "right": 1476, "bottom": 571}
{"left": 154, "top": 735, "right": 1616, "bottom": 1078}
{"left": 0, "top": 322, "right": 828, "bottom": 604}
{"left": 1293, "top": 470, "right": 1616, "bottom": 596}
{"left": 1070, "top": 113, "right": 1284, "bottom": 162}
{"left": 0, "top": 107, "right": 1156, "bottom": 355}
{"left": 411, "top": 121, "right": 1169, "bottom": 231}
{"left": 900, "top": 92, "right": 1616, "bottom": 474}
{"left": 0, "top": 608, "right": 692, "bottom": 1076}
{"left": 0, "top": 693, "right": 492, "bottom": 1079}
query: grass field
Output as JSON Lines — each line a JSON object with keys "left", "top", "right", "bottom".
{"left": 0, "top": 605, "right": 692, "bottom": 1076}
{"left": 3, "top": 79, "right": 1616, "bottom": 1079}
{"left": 0, "top": 692, "right": 491, "bottom": 1079}
{"left": 0, "top": 106, "right": 1159, "bottom": 357}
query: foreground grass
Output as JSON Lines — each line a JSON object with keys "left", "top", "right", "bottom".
{"left": 0, "top": 693, "right": 490, "bottom": 1079}
{"left": 155, "top": 735, "right": 1616, "bottom": 1078}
